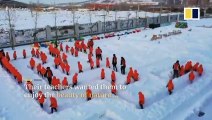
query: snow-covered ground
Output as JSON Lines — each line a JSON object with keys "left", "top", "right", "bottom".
{"left": 0, "top": 8, "right": 180, "bottom": 30}
{"left": 0, "top": 18, "right": 212, "bottom": 120}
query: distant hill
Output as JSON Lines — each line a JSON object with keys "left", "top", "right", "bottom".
{"left": 0, "top": 0, "right": 29, "bottom": 8}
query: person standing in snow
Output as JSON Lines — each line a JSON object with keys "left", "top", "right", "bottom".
{"left": 138, "top": 92, "right": 145, "bottom": 109}
{"left": 0, "top": 49, "right": 5, "bottom": 67}
{"left": 166, "top": 79, "right": 174, "bottom": 95}
{"left": 45, "top": 67, "right": 53, "bottom": 85}
{"left": 95, "top": 47, "right": 102, "bottom": 60}
{"left": 112, "top": 54, "right": 117, "bottom": 72}
{"left": 50, "top": 96, "right": 58, "bottom": 113}
{"left": 37, "top": 91, "right": 46, "bottom": 108}
{"left": 86, "top": 87, "right": 92, "bottom": 101}
{"left": 173, "top": 60, "right": 180, "bottom": 78}
{"left": 120, "top": 57, "right": 126, "bottom": 75}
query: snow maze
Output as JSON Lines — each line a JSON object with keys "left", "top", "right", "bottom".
{"left": 2, "top": 20, "right": 212, "bottom": 119}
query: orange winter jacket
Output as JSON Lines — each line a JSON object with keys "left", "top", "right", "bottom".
{"left": 106, "top": 57, "right": 110, "bottom": 68}
{"left": 193, "top": 62, "right": 199, "bottom": 71}
{"left": 179, "top": 65, "right": 185, "bottom": 76}
{"left": 126, "top": 74, "right": 131, "bottom": 84}
{"left": 30, "top": 58, "right": 35, "bottom": 68}
{"left": 189, "top": 71, "right": 195, "bottom": 81}
{"left": 66, "top": 45, "right": 69, "bottom": 52}
{"left": 50, "top": 97, "right": 58, "bottom": 108}
{"left": 31, "top": 49, "right": 35, "bottom": 56}
{"left": 101, "top": 69, "right": 105, "bottom": 79}
{"left": 111, "top": 82, "right": 117, "bottom": 94}
{"left": 38, "top": 91, "right": 45, "bottom": 104}
{"left": 6, "top": 52, "right": 10, "bottom": 61}
{"left": 13, "top": 51, "right": 17, "bottom": 59}
{"left": 139, "top": 92, "right": 145, "bottom": 105}
{"left": 54, "top": 57, "right": 60, "bottom": 65}
{"left": 41, "top": 67, "right": 46, "bottom": 75}
{"left": 71, "top": 47, "right": 75, "bottom": 55}
{"left": 86, "top": 88, "right": 92, "bottom": 98}
{"left": 37, "top": 63, "right": 41, "bottom": 72}
{"left": 133, "top": 70, "right": 139, "bottom": 81}
{"left": 167, "top": 80, "right": 174, "bottom": 91}
{"left": 65, "top": 63, "right": 70, "bottom": 73}
{"left": 111, "top": 71, "right": 116, "bottom": 81}
{"left": 128, "top": 68, "right": 134, "bottom": 78}
{"left": 62, "top": 77, "right": 68, "bottom": 87}
{"left": 197, "top": 65, "right": 203, "bottom": 75}
{"left": 72, "top": 73, "right": 78, "bottom": 84}
{"left": 60, "top": 62, "right": 65, "bottom": 71}
{"left": 75, "top": 49, "right": 78, "bottom": 57}
{"left": 23, "top": 49, "right": 26, "bottom": 57}
{"left": 78, "top": 62, "right": 83, "bottom": 71}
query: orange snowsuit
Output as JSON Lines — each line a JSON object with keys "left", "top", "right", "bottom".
{"left": 60, "top": 62, "right": 65, "bottom": 72}
{"left": 38, "top": 91, "right": 45, "bottom": 104}
{"left": 6, "top": 52, "right": 10, "bottom": 61}
{"left": 62, "top": 53, "right": 67, "bottom": 62}
{"left": 167, "top": 80, "right": 174, "bottom": 91}
{"left": 133, "top": 70, "right": 139, "bottom": 81}
{"left": 193, "top": 62, "right": 199, "bottom": 71}
{"left": 101, "top": 69, "right": 105, "bottom": 79}
{"left": 139, "top": 92, "right": 145, "bottom": 105}
{"left": 31, "top": 48, "right": 35, "bottom": 57}
{"left": 30, "top": 58, "right": 35, "bottom": 69}
{"left": 78, "top": 62, "right": 83, "bottom": 72}
{"left": 189, "top": 71, "right": 195, "bottom": 82}
{"left": 72, "top": 73, "right": 78, "bottom": 84}
{"left": 75, "top": 49, "right": 78, "bottom": 57}
{"left": 62, "top": 77, "right": 68, "bottom": 87}
{"left": 106, "top": 57, "right": 110, "bottom": 68}
{"left": 52, "top": 76, "right": 57, "bottom": 86}
{"left": 71, "top": 47, "right": 74, "bottom": 55}
{"left": 13, "top": 51, "right": 17, "bottom": 60}
{"left": 126, "top": 74, "right": 131, "bottom": 84}
{"left": 197, "top": 65, "right": 203, "bottom": 76}
{"left": 111, "top": 71, "right": 116, "bottom": 82}
{"left": 179, "top": 65, "right": 185, "bottom": 76}
{"left": 111, "top": 82, "right": 117, "bottom": 95}
{"left": 65, "top": 63, "right": 70, "bottom": 74}
{"left": 50, "top": 97, "right": 58, "bottom": 108}
{"left": 185, "top": 61, "right": 192, "bottom": 72}
{"left": 128, "top": 68, "right": 134, "bottom": 78}
{"left": 36, "top": 49, "right": 40, "bottom": 58}
{"left": 86, "top": 88, "right": 92, "bottom": 99}
{"left": 23, "top": 49, "right": 26, "bottom": 58}
{"left": 65, "top": 45, "right": 70, "bottom": 53}
{"left": 37, "top": 63, "right": 41, "bottom": 73}
{"left": 41, "top": 67, "right": 46, "bottom": 76}
{"left": 54, "top": 57, "right": 60, "bottom": 66}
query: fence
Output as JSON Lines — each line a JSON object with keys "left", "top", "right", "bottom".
{"left": 0, "top": 13, "right": 184, "bottom": 48}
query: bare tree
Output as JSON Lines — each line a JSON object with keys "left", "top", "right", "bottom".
{"left": 88, "top": 10, "right": 92, "bottom": 24}
{"left": 32, "top": 0, "right": 39, "bottom": 42}
{"left": 53, "top": 2, "right": 58, "bottom": 48}
{"left": 5, "top": 7, "right": 16, "bottom": 50}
